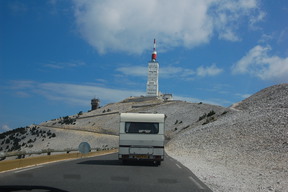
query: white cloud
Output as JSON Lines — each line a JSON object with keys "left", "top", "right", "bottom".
{"left": 116, "top": 66, "right": 193, "bottom": 79}
{"left": 173, "top": 95, "right": 230, "bottom": 106}
{"left": 44, "top": 61, "right": 86, "bottom": 69}
{"left": 72, "top": 0, "right": 262, "bottom": 54}
{"left": 197, "top": 64, "right": 223, "bottom": 77}
{"left": 1, "top": 124, "right": 11, "bottom": 133}
{"left": 211, "top": 0, "right": 263, "bottom": 40}
{"left": 173, "top": 95, "right": 212, "bottom": 104}
{"left": 116, "top": 64, "right": 222, "bottom": 80}
{"left": 278, "top": 28, "right": 288, "bottom": 44}
{"left": 249, "top": 10, "right": 265, "bottom": 29}
{"left": 258, "top": 34, "right": 273, "bottom": 44}
{"left": 9, "top": 81, "right": 145, "bottom": 106}
{"left": 218, "top": 29, "right": 241, "bottom": 42}
{"left": 8, "top": 80, "right": 233, "bottom": 107}
{"left": 9, "top": 80, "right": 35, "bottom": 90}
{"left": 116, "top": 66, "right": 147, "bottom": 77}
{"left": 232, "top": 45, "right": 288, "bottom": 82}
{"left": 235, "top": 93, "right": 251, "bottom": 99}
{"left": 160, "top": 67, "right": 195, "bottom": 79}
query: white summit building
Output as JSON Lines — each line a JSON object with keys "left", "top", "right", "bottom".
{"left": 146, "top": 39, "right": 159, "bottom": 97}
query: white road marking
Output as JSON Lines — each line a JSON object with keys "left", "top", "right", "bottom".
{"left": 14, "top": 165, "right": 43, "bottom": 173}
{"left": 189, "top": 176, "right": 205, "bottom": 190}
{"left": 175, "top": 163, "right": 182, "bottom": 169}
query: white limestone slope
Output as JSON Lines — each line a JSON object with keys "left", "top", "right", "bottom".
{"left": 166, "top": 84, "right": 288, "bottom": 192}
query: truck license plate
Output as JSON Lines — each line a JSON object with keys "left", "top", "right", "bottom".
{"left": 135, "top": 155, "right": 148, "bottom": 159}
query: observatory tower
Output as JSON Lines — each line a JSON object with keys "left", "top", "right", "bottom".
{"left": 91, "top": 98, "right": 99, "bottom": 110}
{"left": 146, "top": 39, "right": 159, "bottom": 97}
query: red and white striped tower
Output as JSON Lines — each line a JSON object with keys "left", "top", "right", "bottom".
{"left": 151, "top": 39, "right": 157, "bottom": 61}
{"left": 147, "top": 39, "right": 159, "bottom": 97}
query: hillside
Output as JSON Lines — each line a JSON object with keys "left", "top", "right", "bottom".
{"left": 40, "top": 97, "right": 227, "bottom": 139}
{"left": 0, "top": 126, "right": 118, "bottom": 158}
{"left": 166, "top": 83, "right": 288, "bottom": 192}
{"left": 233, "top": 83, "right": 288, "bottom": 110}
{"left": 1, "top": 84, "right": 287, "bottom": 191}
{"left": 1, "top": 96, "right": 227, "bottom": 158}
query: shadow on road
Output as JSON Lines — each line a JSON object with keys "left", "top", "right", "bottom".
{"left": 77, "top": 159, "right": 159, "bottom": 167}
{"left": 78, "top": 159, "right": 122, "bottom": 166}
{"left": 0, "top": 185, "right": 68, "bottom": 192}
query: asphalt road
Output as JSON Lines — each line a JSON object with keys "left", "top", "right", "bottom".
{"left": 0, "top": 153, "right": 212, "bottom": 192}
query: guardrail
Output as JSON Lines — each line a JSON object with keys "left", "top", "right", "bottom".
{"left": 0, "top": 146, "right": 117, "bottom": 161}
{"left": 77, "top": 111, "right": 119, "bottom": 119}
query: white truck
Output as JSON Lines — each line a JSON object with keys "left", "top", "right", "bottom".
{"left": 118, "top": 113, "right": 165, "bottom": 165}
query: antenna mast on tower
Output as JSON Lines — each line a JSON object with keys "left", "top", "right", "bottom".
{"left": 151, "top": 38, "right": 157, "bottom": 62}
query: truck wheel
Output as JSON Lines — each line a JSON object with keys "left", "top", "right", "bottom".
{"left": 154, "top": 161, "right": 161, "bottom": 166}
{"left": 122, "top": 160, "right": 128, "bottom": 165}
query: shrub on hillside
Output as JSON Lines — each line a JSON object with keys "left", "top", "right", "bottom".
{"left": 198, "top": 113, "right": 207, "bottom": 121}
{"left": 221, "top": 111, "right": 228, "bottom": 115}
{"left": 0, "top": 127, "right": 27, "bottom": 139}
{"left": 5, "top": 138, "right": 10, "bottom": 144}
{"left": 59, "top": 116, "right": 76, "bottom": 125}
{"left": 207, "top": 110, "right": 216, "bottom": 117}
{"left": 199, "top": 110, "right": 216, "bottom": 121}
{"left": 202, "top": 116, "right": 216, "bottom": 125}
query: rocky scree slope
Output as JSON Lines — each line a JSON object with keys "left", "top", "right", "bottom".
{"left": 40, "top": 98, "right": 227, "bottom": 139}
{"left": 1, "top": 97, "right": 227, "bottom": 156}
{"left": 1, "top": 83, "right": 287, "bottom": 191}
{"left": 0, "top": 126, "right": 118, "bottom": 159}
{"left": 166, "top": 83, "right": 288, "bottom": 192}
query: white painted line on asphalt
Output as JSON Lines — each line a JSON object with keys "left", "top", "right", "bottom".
{"left": 189, "top": 176, "right": 205, "bottom": 190}
{"left": 176, "top": 163, "right": 182, "bottom": 169}
{"left": 14, "top": 165, "right": 43, "bottom": 173}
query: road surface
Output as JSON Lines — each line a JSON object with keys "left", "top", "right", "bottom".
{"left": 0, "top": 152, "right": 212, "bottom": 192}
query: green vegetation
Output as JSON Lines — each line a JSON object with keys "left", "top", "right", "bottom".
{"left": 0, "top": 127, "right": 27, "bottom": 139}
{"left": 207, "top": 110, "right": 216, "bottom": 117}
{"left": 198, "top": 110, "right": 216, "bottom": 121}
{"left": 198, "top": 113, "right": 207, "bottom": 121}
{"left": 59, "top": 116, "right": 76, "bottom": 125}
{"left": 198, "top": 110, "right": 217, "bottom": 125}
{"left": 221, "top": 111, "right": 228, "bottom": 115}
{"left": 0, "top": 126, "right": 57, "bottom": 153}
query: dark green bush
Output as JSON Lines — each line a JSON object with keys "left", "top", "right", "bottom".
{"left": 198, "top": 113, "right": 207, "bottom": 121}
{"left": 5, "top": 138, "right": 10, "bottom": 144}
{"left": 221, "top": 111, "right": 228, "bottom": 115}
{"left": 60, "top": 116, "right": 76, "bottom": 125}
{"left": 207, "top": 110, "right": 216, "bottom": 117}
{"left": 0, "top": 127, "right": 27, "bottom": 139}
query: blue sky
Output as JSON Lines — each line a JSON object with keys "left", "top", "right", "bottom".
{"left": 1, "top": 0, "right": 288, "bottom": 132}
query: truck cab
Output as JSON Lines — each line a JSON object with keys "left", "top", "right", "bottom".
{"left": 118, "top": 113, "right": 165, "bottom": 165}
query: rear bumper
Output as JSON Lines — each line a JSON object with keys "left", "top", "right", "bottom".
{"left": 118, "top": 154, "right": 164, "bottom": 161}
{"left": 118, "top": 144, "right": 164, "bottom": 162}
